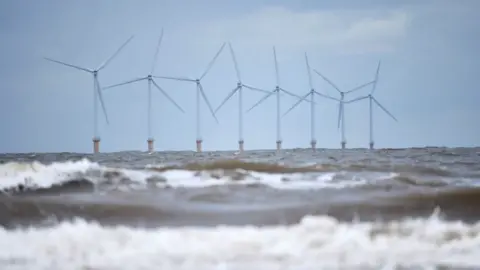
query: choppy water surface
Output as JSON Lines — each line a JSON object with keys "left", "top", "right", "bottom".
{"left": 1, "top": 147, "right": 480, "bottom": 269}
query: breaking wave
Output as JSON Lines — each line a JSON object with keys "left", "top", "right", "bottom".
{"left": 0, "top": 158, "right": 477, "bottom": 195}
{"left": 0, "top": 159, "right": 365, "bottom": 195}
{"left": 1, "top": 212, "right": 479, "bottom": 269}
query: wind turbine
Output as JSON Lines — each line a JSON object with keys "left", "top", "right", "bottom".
{"left": 214, "top": 42, "right": 272, "bottom": 153}
{"left": 44, "top": 36, "right": 134, "bottom": 154}
{"left": 313, "top": 69, "right": 375, "bottom": 149}
{"left": 282, "top": 52, "right": 339, "bottom": 151}
{"left": 345, "top": 61, "right": 398, "bottom": 149}
{"left": 155, "top": 43, "right": 225, "bottom": 153}
{"left": 247, "top": 46, "right": 311, "bottom": 152}
{"left": 102, "top": 30, "right": 184, "bottom": 153}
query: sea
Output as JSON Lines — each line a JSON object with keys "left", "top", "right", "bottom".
{"left": 1, "top": 147, "right": 480, "bottom": 270}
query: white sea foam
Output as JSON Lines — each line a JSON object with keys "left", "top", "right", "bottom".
{"left": 0, "top": 213, "right": 479, "bottom": 270}
{"left": 0, "top": 159, "right": 366, "bottom": 192}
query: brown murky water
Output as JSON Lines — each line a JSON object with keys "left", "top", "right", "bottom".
{"left": 0, "top": 147, "right": 480, "bottom": 269}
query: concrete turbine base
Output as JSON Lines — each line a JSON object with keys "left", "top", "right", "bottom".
{"left": 92, "top": 137, "right": 101, "bottom": 154}
{"left": 196, "top": 139, "right": 202, "bottom": 153}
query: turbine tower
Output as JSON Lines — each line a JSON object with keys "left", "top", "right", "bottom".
{"left": 44, "top": 36, "right": 134, "bottom": 153}
{"left": 247, "top": 46, "right": 311, "bottom": 152}
{"left": 156, "top": 43, "right": 225, "bottom": 152}
{"left": 345, "top": 61, "right": 398, "bottom": 149}
{"left": 282, "top": 52, "right": 339, "bottom": 151}
{"left": 214, "top": 42, "right": 272, "bottom": 153}
{"left": 102, "top": 30, "right": 185, "bottom": 153}
{"left": 313, "top": 69, "right": 375, "bottom": 149}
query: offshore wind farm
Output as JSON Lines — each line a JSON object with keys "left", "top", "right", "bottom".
{"left": 42, "top": 30, "right": 396, "bottom": 154}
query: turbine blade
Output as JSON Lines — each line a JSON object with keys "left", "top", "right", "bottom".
{"left": 151, "top": 80, "right": 185, "bottom": 113}
{"left": 280, "top": 87, "right": 313, "bottom": 103}
{"left": 242, "top": 84, "right": 271, "bottom": 94}
{"left": 273, "top": 46, "right": 280, "bottom": 86}
{"left": 345, "top": 80, "right": 375, "bottom": 94}
{"left": 215, "top": 86, "right": 239, "bottom": 114}
{"left": 282, "top": 92, "right": 311, "bottom": 117}
{"left": 97, "top": 35, "right": 134, "bottom": 71}
{"left": 200, "top": 42, "right": 226, "bottom": 80}
{"left": 246, "top": 90, "right": 275, "bottom": 113}
{"left": 371, "top": 60, "right": 381, "bottom": 94}
{"left": 153, "top": 75, "right": 195, "bottom": 82}
{"left": 305, "top": 52, "right": 313, "bottom": 90}
{"left": 150, "top": 29, "right": 164, "bottom": 74}
{"left": 103, "top": 77, "right": 146, "bottom": 91}
{"left": 94, "top": 77, "right": 110, "bottom": 124}
{"left": 44, "top": 57, "right": 92, "bottom": 73}
{"left": 313, "top": 69, "right": 342, "bottom": 93}
{"left": 345, "top": 95, "right": 369, "bottom": 104}
{"left": 314, "top": 91, "right": 340, "bottom": 102}
{"left": 198, "top": 83, "right": 219, "bottom": 123}
{"left": 337, "top": 102, "right": 343, "bottom": 129}
{"left": 372, "top": 97, "right": 397, "bottom": 122}
{"left": 228, "top": 42, "right": 242, "bottom": 82}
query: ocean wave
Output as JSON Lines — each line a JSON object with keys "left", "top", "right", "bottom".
{"left": 0, "top": 159, "right": 367, "bottom": 194}
{"left": 0, "top": 159, "right": 477, "bottom": 195}
{"left": 0, "top": 212, "right": 479, "bottom": 269}
{"left": 148, "top": 159, "right": 462, "bottom": 177}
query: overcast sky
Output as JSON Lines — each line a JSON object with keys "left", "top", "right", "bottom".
{"left": 0, "top": 0, "right": 479, "bottom": 153}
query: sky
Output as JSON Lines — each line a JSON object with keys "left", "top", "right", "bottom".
{"left": 0, "top": 0, "right": 479, "bottom": 153}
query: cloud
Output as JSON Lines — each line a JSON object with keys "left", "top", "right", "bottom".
{"left": 194, "top": 6, "right": 411, "bottom": 55}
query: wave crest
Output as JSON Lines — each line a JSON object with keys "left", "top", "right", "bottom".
{"left": 0, "top": 158, "right": 477, "bottom": 195}
{"left": 1, "top": 212, "right": 480, "bottom": 269}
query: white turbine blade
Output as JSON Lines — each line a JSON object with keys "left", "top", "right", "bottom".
{"left": 44, "top": 57, "right": 92, "bottom": 73}
{"left": 337, "top": 102, "right": 343, "bottom": 129}
{"left": 151, "top": 80, "right": 185, "bottom": 113}
{"left": 97, "top": 35, "right": 135, "bottom": 71}
{"left": 273, "top": 46, "right": 280, "bottom": 86}
{"left": 282, "top": 92, "right": 311, "bottom": 117}
{"left": 94, "top": 77, "right": 110, "bottom": 124}
{"left": 242, "top": 84, "right": 271, "bottom": 94}
{"left": 198, "top": 83, "right": 219, "bottom": 123}
{"left": 246, "top": 90, "right": 275, "bottom": 113}
{"left": 345, "top": 80, "right": 375, "bottom": 94}
{"left": 371, "top": 60, "right": 381, "bottom": 94}
{"left": 103, "top": 77, "right": 146, "bottom": 91}
{"left": 305, "top": 52, "right": 313, "bottom": 90}
{"left": 150, "top": 29, "right": 164, "bottom": 75}
{"left": 200, "top": 42, "right": 226, "bottom": 80}
{"left": 153, "top": 75, "right": 195, "bottom": 82}
{"left": 215, "top": 86, "right": 239, "bottom": 114}
{"left": 313, "top": 69, "right": 342, "bottom": 93}
{"left": 372, "top": 97, "right": 397, "bottom": 122}
{"left": 228, "top": 42, "right": 242, "bottom": 82}
{"left": 314, "top": 91, "right": 340, "bottom": 102}
{"left": 345, "top": 95, "right": 369, "bottom": 104}
{"left": 280, "top": 87, "right": 313, "bottom": 103}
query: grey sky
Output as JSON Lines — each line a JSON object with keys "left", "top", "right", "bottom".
{"left": 0, "top": 0, "right": 479, "bottom": 153}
